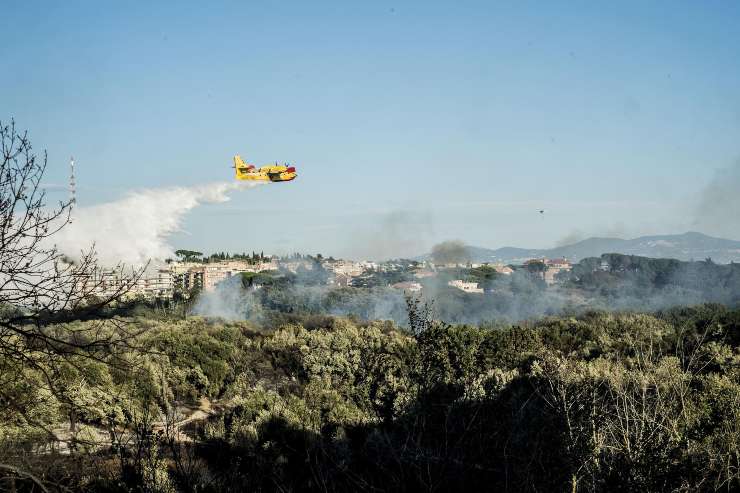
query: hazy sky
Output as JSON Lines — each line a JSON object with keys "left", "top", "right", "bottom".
{"left": 3, "top": 1, "right": 740, "bottom": 259}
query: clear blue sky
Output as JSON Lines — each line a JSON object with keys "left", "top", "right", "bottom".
{"left": 3, "top": 1, "right": 740, "bottom": 259}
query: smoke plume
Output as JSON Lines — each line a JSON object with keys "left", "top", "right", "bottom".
{"left": 555, "top": 230, "right": 587, "bottom": 247}
{"left": 431, "top": 240, "right": 470, "bottom": 265}
{"left": 693, "top": 161, "right": 740, "bottom": 240}
{"left": 193, "top": 276, "right": 408, "bottom": 325}
{"left": 192, "top": 275, "right": 267, "bottom": 321}
{"left": 53, "top": 181, "right": 261, "bottom": 266}
{"left": 345, "top": 210, "right": 433, "bottom": 261}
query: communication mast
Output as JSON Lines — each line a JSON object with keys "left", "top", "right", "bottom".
{"left": 69, "top": 156, "right": 76, "bottom": 223}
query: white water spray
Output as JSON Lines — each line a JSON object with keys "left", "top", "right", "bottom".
{"left": 54, "top": 181, "right": 262, "bottom": 266}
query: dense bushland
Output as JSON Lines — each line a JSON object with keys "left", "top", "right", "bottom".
{"left": 2, "top": 304, "right": 739, "bottom": 492}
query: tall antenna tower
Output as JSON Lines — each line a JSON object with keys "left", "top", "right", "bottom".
{"left": 69, "top": 156, "right": 76, "bottom": 223}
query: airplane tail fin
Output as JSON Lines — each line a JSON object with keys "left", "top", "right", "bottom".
{"left": 233, "top": 155, "right": 258, "bottom": 179}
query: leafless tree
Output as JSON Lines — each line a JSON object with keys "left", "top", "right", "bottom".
{"left": 0, "top": 119, "right": 146, "bottom": 490}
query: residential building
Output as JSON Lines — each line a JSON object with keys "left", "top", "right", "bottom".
{"left": 544, "top": 258, "right": 572, "bottom": 285}
{"left": 325, "top": 260, "right": 365, "bottom": 277}
{"left": 199, "top": 260, "right": 278, "bottom": 292}
{"left": 331, "top": 273, "right": 353, "bottom": 287}
{"left": 448, "top": 279, "right": 484, "bottom": 293}
{"left": 133, "top": 268, "right": 173, "bottom": 298}
{"left": 391, "top": 281, "right": 423, "bottom": 292}
{"left": 279, "top": 259, "right": 316, "bottom": 273}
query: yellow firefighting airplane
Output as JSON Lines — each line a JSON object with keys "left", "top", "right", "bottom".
{"left": 233, "top": 155, "right": 297, "bottom": 182}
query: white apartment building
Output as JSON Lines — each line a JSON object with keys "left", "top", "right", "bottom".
{"left": 199, "top": 259, "right": 278, "bottom": 292}
{"left": 448, "top": 279, "right": 484, "bottom": 293}
{"left": 133, "top": 268, "right": 173, "bottom": 298}
{"left": 279, "top": 259, "right": 316, "bottom": 273}
{"left": 325, "top": 260, "right": 365, "bottom": 277}
{"left": 391, "top": 281, "right": 423, "bottom": 293}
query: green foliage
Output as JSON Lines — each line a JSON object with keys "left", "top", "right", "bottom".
{"left": 565, "top": 253, "right": 740, "bottom": 307}
{"left": 2, "top": 305, "right": 740, "bottom": 491}
{"left": 526, "top": 259, "right": 547, "bottom": 273}
{"left": 174, "top": 249, "right": 203, "bottom": 262}
{"left": 466, "top": 264, "right": 500, "bottom": 291}
{"left": 149, "top": 318, "right": 247, "bottom": 400}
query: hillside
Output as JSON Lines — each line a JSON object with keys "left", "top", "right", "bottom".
{"left": 421, "top": 232, "right": 740, "bottom": 264}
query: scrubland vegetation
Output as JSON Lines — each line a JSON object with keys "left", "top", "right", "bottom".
{"left": 2, "top": 303, "right": 739, "bottom": 492}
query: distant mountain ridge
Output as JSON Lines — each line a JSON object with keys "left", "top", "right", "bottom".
{"left": 419, "top": 232, "right": 740, "bottom": 264}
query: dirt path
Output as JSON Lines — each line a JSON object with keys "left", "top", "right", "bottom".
{"left": 48, "top": 397, "right": 222, "bottom": 453}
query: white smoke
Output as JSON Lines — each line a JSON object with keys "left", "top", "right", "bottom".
{"left": 53, "top": 181, "right": 262, "bottom": 266}
{"left": 192, "top": 275, "right": 267, "bottom": 321}
{"left": 693, "top": 161, "right": 740, "bottom": 240}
